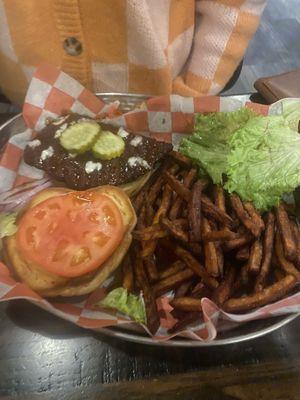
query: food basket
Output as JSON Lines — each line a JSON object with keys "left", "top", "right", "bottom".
{"left": 0, "top": 91, "right": 298, "bottom": 347}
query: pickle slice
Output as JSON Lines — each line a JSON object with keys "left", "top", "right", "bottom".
{"left": 60, "top": 121, "right": 100, "bottom": 154}
{"left": 92, "top": 131, "right": 125, "bottom": 160}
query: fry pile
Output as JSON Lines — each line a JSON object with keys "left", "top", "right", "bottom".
{"left": 122, "top": 151, "right": 299, "bottom": 335}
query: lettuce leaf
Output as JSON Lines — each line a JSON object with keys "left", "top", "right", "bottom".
{"left": 225, "top": 115, "right": 300, "bottom": 210}
{"left": 179, "top": 108, "right": 255, "bottom": 183}
{"left": 99, "top": 287, "right": 146, "bottom": 323}
{"left": 0, "top": 212, "right": 18, "bottom": 238}
{"left": 282, "top": 99, "right": 300, "bottom": 131}
{"left": 179, "top": 103, "right": 300, "bottom": 211}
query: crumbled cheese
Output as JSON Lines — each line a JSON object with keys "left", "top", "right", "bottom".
{"left": 54, "top": 123, "right": 68, "bottom": 138}
{"left": 28, "top": 139, "right": 41, "bottom": 148}
{"left": 52, "top": 115, "right": 70, "bottom": 126}
{"left": 117, "top": 128, "right": 129, "bottom": 138}
{"left": 40, "top": 146, "right": 54, "bottom": 161}
{"left": 128, "top": 156, "right": 151, "bottom": 169}
{"left": 68, "top": 153, "right": 77, "bottom": 158}
{"left": 85, "top": 161, "right": 103, "bottom": 174}
{"left": 130, "top": 136, "right": 143, "bottom": 147}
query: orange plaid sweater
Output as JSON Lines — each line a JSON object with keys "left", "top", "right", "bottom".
{"left": 0, "top": 0, "right": 266, "bottom": 105}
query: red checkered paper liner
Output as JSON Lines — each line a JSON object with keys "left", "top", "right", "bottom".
{"left": 0, "top": 64, "right": 299, "bottom": 342}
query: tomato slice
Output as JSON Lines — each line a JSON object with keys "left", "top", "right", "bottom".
{"left": 16, "top": 191, "right": 125, "bottom": 278}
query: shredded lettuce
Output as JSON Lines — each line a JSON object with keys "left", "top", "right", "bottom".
{"left": 179, "top": 108, "right": 255, "bottom": 183}
{"left": 99, "top": 287, "right": 146, "bottom": 323}
{"left": 0, "top": 212, "right": 18, "bottom": 238}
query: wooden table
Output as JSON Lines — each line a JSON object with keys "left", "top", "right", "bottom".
{"left": 0, "top": 300, "right": 299, "bottom": 400}
{"left": 0, "top": 111, "right": 299, "bottom": 400}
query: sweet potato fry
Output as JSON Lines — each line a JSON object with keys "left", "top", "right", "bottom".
{"left": 144, "top": 255, "right": 159, "bottom": 282}
{"left": 173, "top": 218, "right": 189, "bottom": 229}
{"left": 141, "top": 243, "right": 156, "bottom": 258}
{"left": 169, "top": 169, "right": 197, "bottom": 220}
{"left": 230, "top": 195, "right": 260, "bottom": 237}
{"left": 145, "top": 204, "right": 154, "bottom": 226}
{"left": 216, "top": 243, "right": 224, "bottom": 277}
{"left": 136, "top": 205, "right": 146, "bottom": 230}
{"left": 142, "top": 279, "right": 161, "bottom": 335}
{"left": 142, "top": 282, "right": 160, "bottom": 335}
{"left": 168, "top": 150, "right": 192, "bottom": 168}
{"left": 275, "top": 231, "right": 300, "bottom": 281}
{"left": 276, "top": 204, "right": 297, "bottom": 262}
{"left": 154, "top": 268, "right": 195, "bottom": 297}
{"left": 213, "top": 265, "right": 236, "bottom": 305}
{"left": 232, "top": 260, "right": 249, "bottom": 293}
{"left": 188, "top": 179, "right": 205, "bottom": 242}
{"left": 213, "top": 185, "right": 226, "bottom": 213}
{"left": 135, "top": 161, "right": 167, "bottom": 204}
{"left": 240, "top": 262, "right": 250, "bottom": 287}
{"left": 202, "top": 218, "right": 219, "bottom": 277}
{"left": 274, "top": 268, "right": 285, "bottom": 281}
{"left": 247, "top": 239, "right": 263, "bottom": 275}
{"left": 184, "top": 242, "right": 202, "bottom": 256}
{"left": 174, "top": 246, "right": 219, "bottom": 289}
{"left": 133, "top": 253, "right": 145, "bottom": 291}
{"left": 161, "top": 217, "right": 189, "bottom": 243}
{"left": 255, "top": 212, "right": 275, "bottom": 292}
{"left": 133, "top": 225, "right": 167, "bottom": 241}
{"left": 284, "top": 201, "right": 297, "bottom": 213}
{"left": 133, "top": 190, "right": 145, "bottom": 214}
{"left": 202, "top": 195, "right": 234, "bottom": 228}
{"left": 170, "top": 297, "right": 202, "bottom": 311}
{"left": 168, "top": 197, "right": 183, "bottom": 221}
{"left": 143, "top": 185, "right": 173, "bottom": 257}
{"left": 272, "top": 254, "right": 280, "bottom": 269}
{"left": 133, "top": 255, "right": 160, "bottom": 334}
{"left": 223, "top": 234, "right": 253, "bottom": 252}
{"left": 169, "top": 200, "right": 183, "bottom": 221}
{"left": 243, "top": 201, "right": 265, "bottom": 233}
{"left": 224, "top": 274, "right": 296, "bottom": 312}
{"left": 175, "top": 280, "right": 195, "bottom": 298}
{"left": 213, "top": 186, "right": 232, "bottom": 271}
{"left": 122, "top": 254, "right": 134, "bottom": 292}
{"left": 190, "top": 282, "right": 211, "bottom": 299}
{"left": 164, "top": 171, "right": 191, "bottom": 202}
{"left": 236, "top": 246, "right": 250, "bottom": 261}
{"left": 168, "top": 311, "right": 200, "bottom": 334}
{"left": 159, "top": 260, "right": 186, "bottom": 280}
{"left": 290, "top": 220, "right": 300, "bottom": 267}
{"left": 153, "top": 184, "right": 173, "bottom": 223}
{"left": 202, "top": 229, "right": 239, "bottom": 242}
{"left": 147, "top": 176, "right": 164, "bottom": 206}
{"left": 206, "top": 220, "right": 224, "bottom": 276}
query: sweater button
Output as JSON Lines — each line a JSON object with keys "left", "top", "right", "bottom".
{"left": 63, "top": 37, "right": 82, "bottom": 56}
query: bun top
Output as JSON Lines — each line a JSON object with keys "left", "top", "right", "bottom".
{"left": 4, "top": 186, "right": 136, "bottom": 296}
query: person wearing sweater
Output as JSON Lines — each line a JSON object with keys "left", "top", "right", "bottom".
{"left": 0, "top": 0, "right": 267, "bottom": 105}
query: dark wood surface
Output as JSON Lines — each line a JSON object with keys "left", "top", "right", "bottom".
{"left": 0, "top": 300, "right": 299, "bottom": 400}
